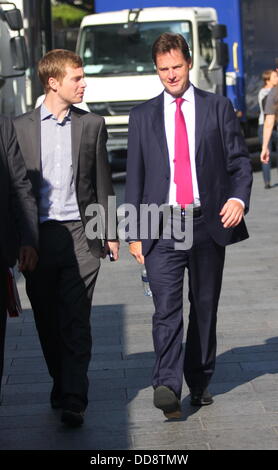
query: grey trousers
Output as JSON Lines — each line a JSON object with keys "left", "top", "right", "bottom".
{"left": 25, "top": 221, "right": 100, "bottom": 408}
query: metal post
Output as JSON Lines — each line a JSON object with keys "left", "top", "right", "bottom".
{"left": 22, "top": 0, "right": 53, "bottom": 107}
{"left": 43, "top": 0, "right": 53, "bottom": 52}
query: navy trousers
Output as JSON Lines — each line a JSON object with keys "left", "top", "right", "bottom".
{"left": 145, "top": 214, "right": 225, "bottom": 398}
{"left": 0, "top": 259, "right": 7, "bottom": 398}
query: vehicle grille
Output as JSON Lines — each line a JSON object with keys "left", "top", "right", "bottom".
{"left": 108, "top": 100, "right": 145, "bottom": 115}
{"left": 87, "top": 100, "right": 145, "bottom": 116}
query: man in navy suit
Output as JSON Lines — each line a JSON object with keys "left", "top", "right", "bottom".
{"left": 125, "top": 33, "right": 252, "bottom": 418}
{"left": 0, "top": 116, "right": 38, "bottom": 400}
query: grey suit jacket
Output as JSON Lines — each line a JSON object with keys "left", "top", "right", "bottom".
{"left": 14, "top": 105, "right": 115, "bottom": 258}
{"left": 0, "top": 115, "right": 38, "bottom": 267}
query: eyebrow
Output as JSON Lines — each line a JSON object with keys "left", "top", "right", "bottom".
{"left": 159, "top": 64, "right": 183, "bottom": 70}
{"left": 71, "top": 74, "right": 84, "bottom": 79}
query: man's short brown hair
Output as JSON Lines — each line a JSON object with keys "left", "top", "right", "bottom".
{"left": 38, "top": 49, "right": 83, "bottom": 92}
{"left": 152, "top": 33, "right": 191, "bottom": 65}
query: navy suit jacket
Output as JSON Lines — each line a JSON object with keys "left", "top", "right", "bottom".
{"left": 0, "top": 115, "right": 38, "bottom": 266}
{"left": 125, "top": 87, "right": 253, "bottom": 256}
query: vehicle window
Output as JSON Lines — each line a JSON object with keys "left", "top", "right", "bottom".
{"left": 79, "top": 21, "right": 193, "bottom": 76}
{"left": 198, "top": 23, "right": 213, "bottom": 66}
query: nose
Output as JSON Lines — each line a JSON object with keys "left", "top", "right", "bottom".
{"left": 168, "top": 68, "right": 175, "bottom": 80}
{"left": 81, "top": 78, "right": 87, "bottom": 88}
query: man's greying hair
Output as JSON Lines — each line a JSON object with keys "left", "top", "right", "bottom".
{"left": 38, "top": 49, "right": 83, "bottom": 92}
{"left": 152, "top": 33, "right": 191, "bottom": 65}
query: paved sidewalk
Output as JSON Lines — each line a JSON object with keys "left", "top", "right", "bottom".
{"left": 0, "top": 171, "right": 278, "bottom": 450}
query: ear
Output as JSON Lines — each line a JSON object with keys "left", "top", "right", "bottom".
{"left": 48, "top": 77, "right": 58, "bottom": 91}
{"left": 188, "top": 58, "right": 192, "bottom": 69}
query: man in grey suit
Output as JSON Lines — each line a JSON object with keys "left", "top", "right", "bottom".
{"left": 14, "top": 49, "right": 119, "bottom": 427}
{"left": 0, "top": 115, "right": 38, "bottom": 399}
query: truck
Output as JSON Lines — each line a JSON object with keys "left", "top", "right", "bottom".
{"left": 76, "top": 5, "right": 227, "bottom": 163}
{"left": 77, "top": 0, "right": 278, "bottom": 160}
{"left": 0, "top": 1, "right": 28, "bottom": 116}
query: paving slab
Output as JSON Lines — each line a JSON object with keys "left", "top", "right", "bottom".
{"left": 1, "top": 171, "right": 278, "bottom": 450}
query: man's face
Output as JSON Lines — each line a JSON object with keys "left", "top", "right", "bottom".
{"left": 156, "top": 48, "right": 191, "bottom": 97}
{"left": 54, "top": 65, "right": 86, "bottom": 105}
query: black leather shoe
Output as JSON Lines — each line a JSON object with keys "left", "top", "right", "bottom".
{"left": 50, "top": 385, "right": 62, "bottom": 409}
{"left": 153, "top": 385, "right": 181, "bottom": 419}
{"left": 190, "top": 387, "right": 213, "bottom": 406}
{"left": 61, "top": 401, "right": 85, "bottom": 427}
{"left": 61, "top": 408, "right": 84, "bottom": 427}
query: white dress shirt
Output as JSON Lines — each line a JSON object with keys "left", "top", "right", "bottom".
{"left": 164, "top": 84, "right": 244, "bottom": 209}
{"left": 164, "top": 84, "right": 200, "bottom": 207}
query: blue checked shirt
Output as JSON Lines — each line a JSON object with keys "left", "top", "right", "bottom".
{"left": 39, "top": 104, "right": 81, "bottom": 223}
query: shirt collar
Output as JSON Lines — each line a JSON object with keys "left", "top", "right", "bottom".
{"left": 40, "top": 103, "right": 71, "bottom": 124}
{"left": 164, "top": 83, "right": 194, "bottom": 106}
{"left": 40, "top": 103, "right": 52, "bottom": 121}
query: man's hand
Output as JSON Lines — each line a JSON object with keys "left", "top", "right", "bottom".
{"left": 260, "top": 114, "right": 275, "bottom": 164}
{"left": 103, "top": 240, "right": 120, "bottom": 261}
{"left": 18, "top": 246, "right": 38, "bottom": 272}
{"left": 129, "top": 241, "right": 144, "bottom": 264}
{"left": 260, "top": 147, "right": 270, "bottom": 164}
{"left": 219, "top": 200, "right": 244, "bottom": 228}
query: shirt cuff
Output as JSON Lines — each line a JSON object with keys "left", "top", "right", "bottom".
{"left": 228, "top": 198, "right": 245, "bottom": 209}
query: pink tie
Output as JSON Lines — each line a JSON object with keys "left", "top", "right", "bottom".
{"left": 174, "top": 97, "right": 193, "bottom": 207}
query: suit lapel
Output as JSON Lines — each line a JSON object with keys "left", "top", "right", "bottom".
{"left": 71, "top": 107, "right": 84, "bottom": 187}
{"left": 22, "top": 107, "right": 42, "bottom": 198}
{"left": 194, "top": 87, "right": 210, "bottom": 158}
{"left": 150, "top": 93, "right": 170, "bottom": 175}
{"left": 27, "top": 107, "right": 41, "bottom": 172}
